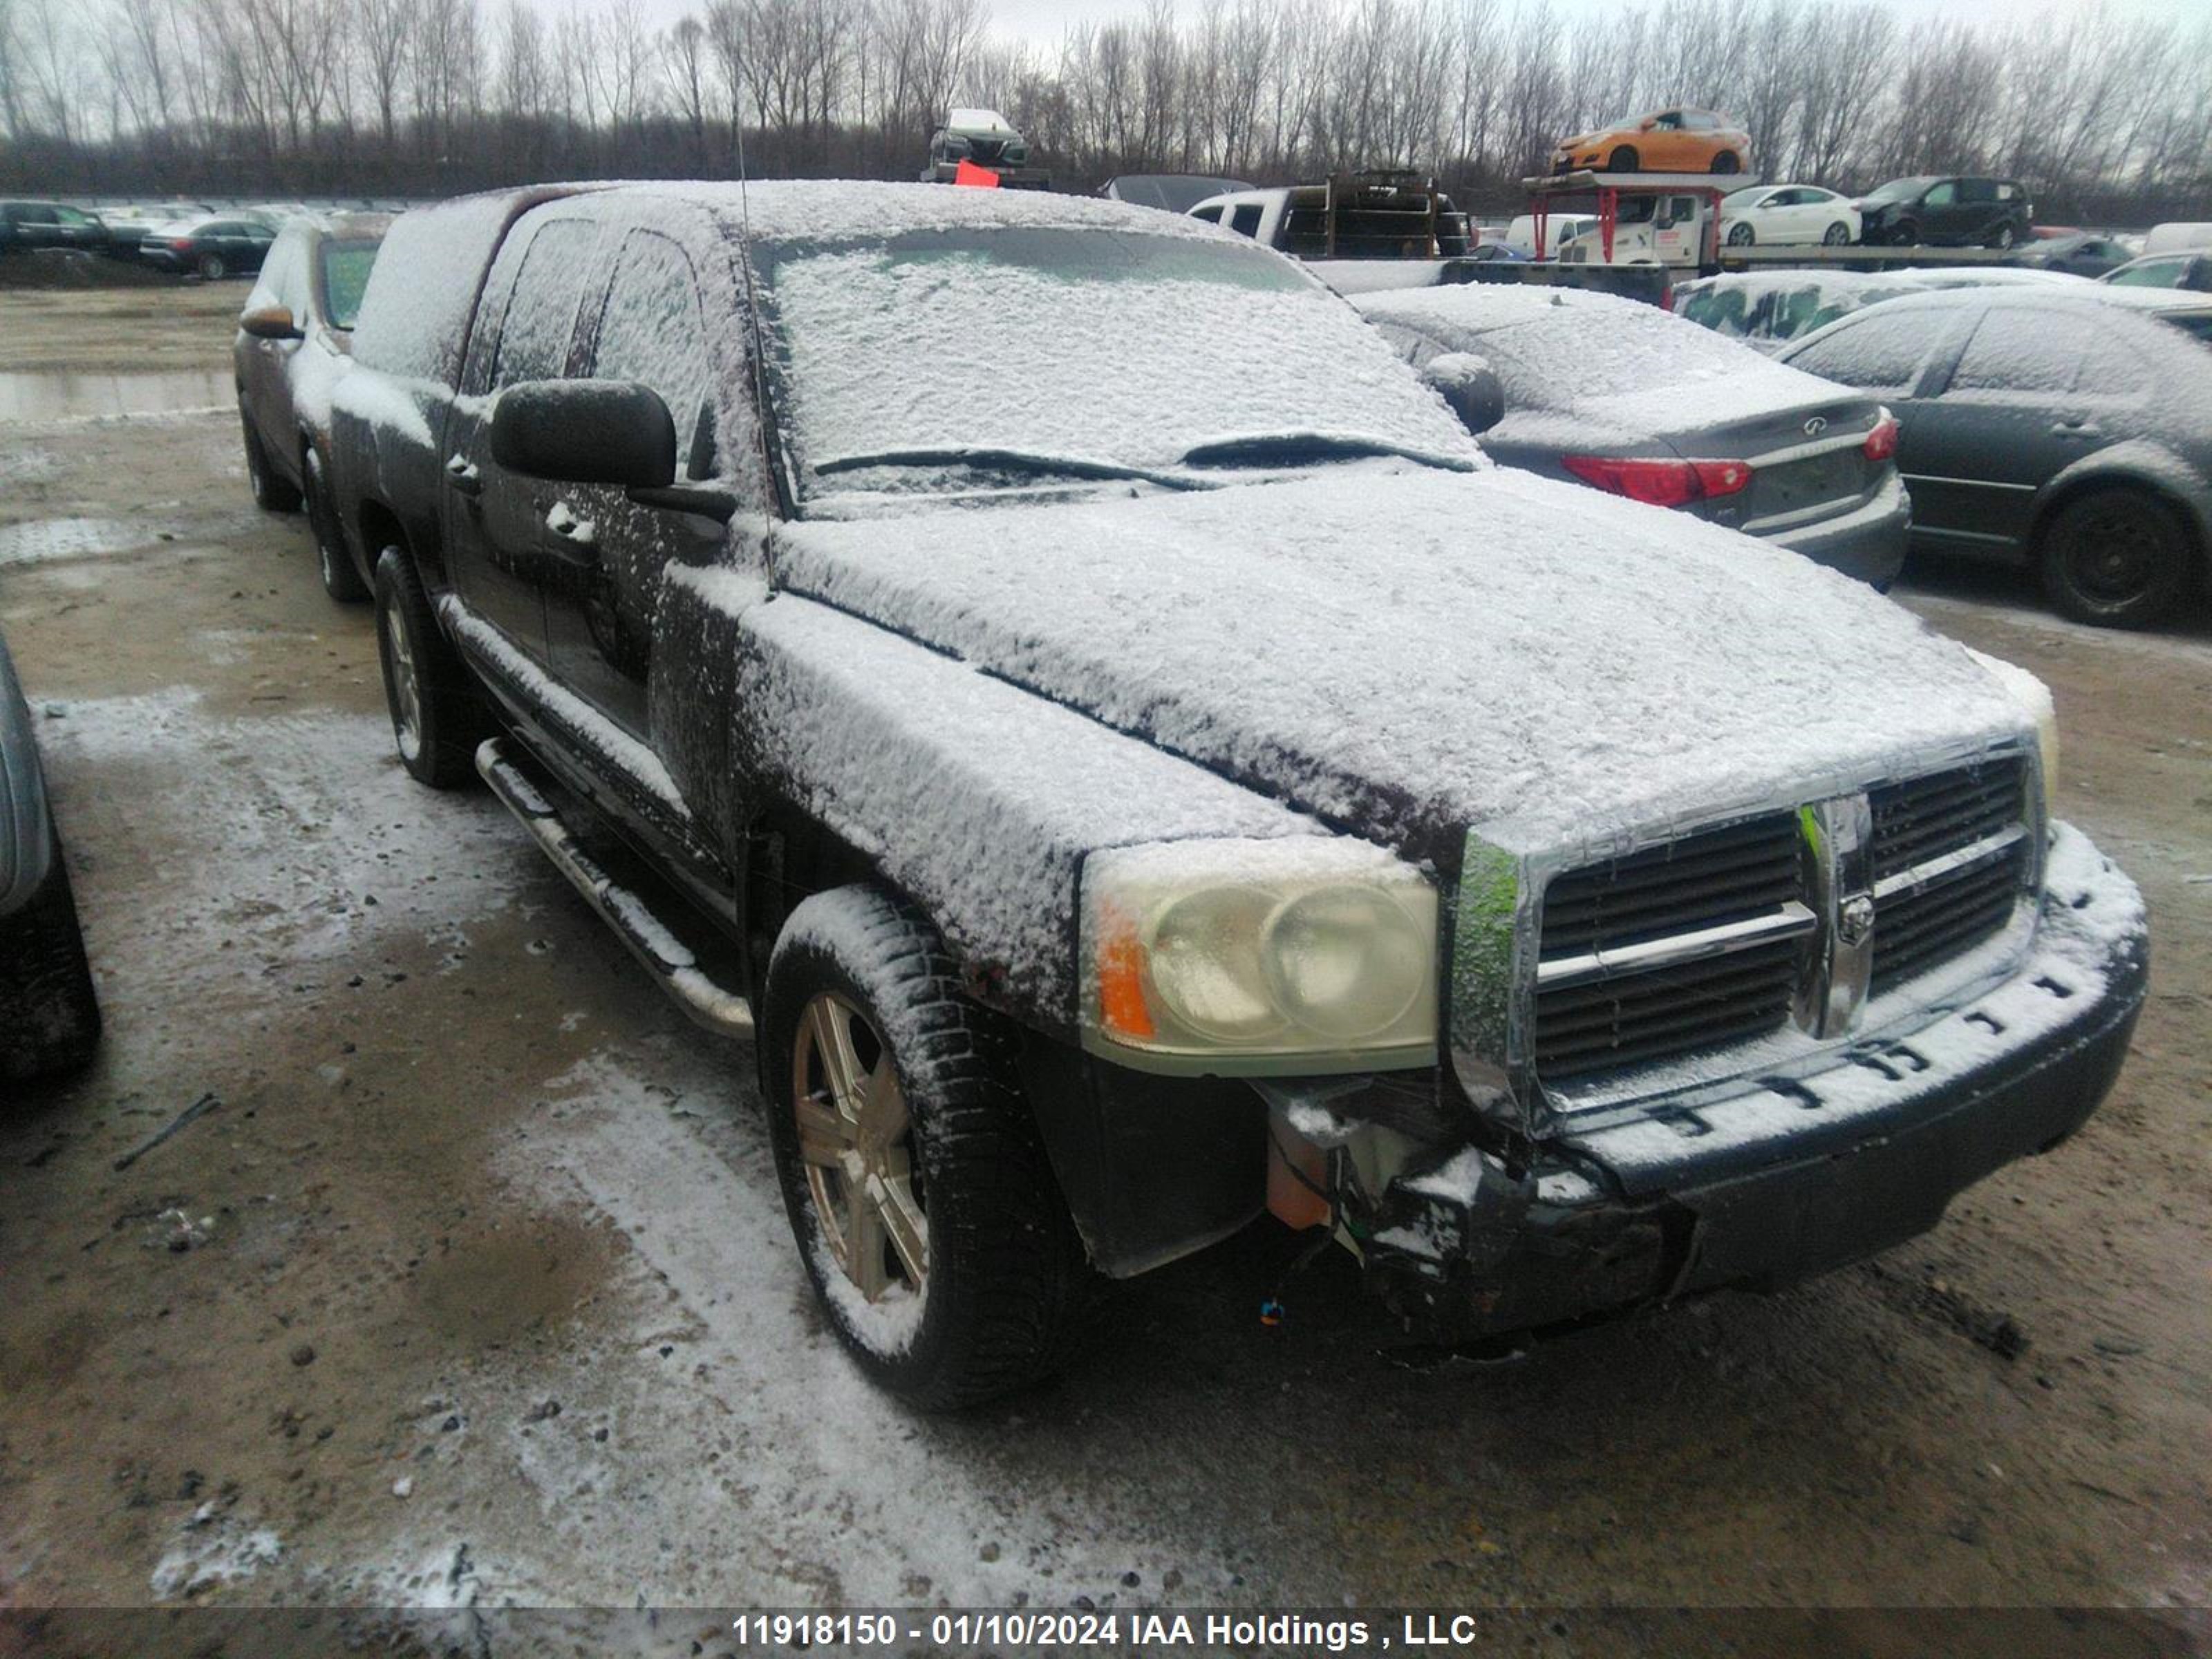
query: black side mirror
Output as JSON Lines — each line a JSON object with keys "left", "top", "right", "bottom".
{"left": 1421, "top": 352, "right": 1507, "bottom": 436}
{"left": 490, "top": 379, "right": 675, "bottom": 488}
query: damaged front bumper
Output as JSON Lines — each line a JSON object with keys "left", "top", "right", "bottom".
{"left": 1364, "top": 823, "right": 2148, "bottom": 1342}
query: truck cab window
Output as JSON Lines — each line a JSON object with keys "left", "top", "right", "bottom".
{"left": 592, "top": 231, "right": 713, "bottom": 479}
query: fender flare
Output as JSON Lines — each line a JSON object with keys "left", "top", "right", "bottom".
{"left": 2029, "top": 441, "right": 2212, "bottom": 578}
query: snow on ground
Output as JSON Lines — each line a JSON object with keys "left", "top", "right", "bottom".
{"left": 310, "top": 1039, "right": 1196, "bottom": 1611}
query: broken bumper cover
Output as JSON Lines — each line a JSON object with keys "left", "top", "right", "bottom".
{"left": 1367, "top": 823, "right": 2147, "bottom": 1341}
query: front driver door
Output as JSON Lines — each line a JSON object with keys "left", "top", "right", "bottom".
{"left": 544, "top": 227, "right": 725, "bottom": 740}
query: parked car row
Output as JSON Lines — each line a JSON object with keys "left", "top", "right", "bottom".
{"left": 1, "top": 197, "right": 407, "bottom": 279}
{"left": 223, "top": 180, "right": 2147, "bottom": 1413}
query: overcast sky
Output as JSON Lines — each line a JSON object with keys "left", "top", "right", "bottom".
{"left": 968, "top": 0, "right": 2205, "bottom": 48}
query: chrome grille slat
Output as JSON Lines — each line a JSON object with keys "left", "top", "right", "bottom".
{"left": 1535, "top": 813, "right": 1803, "bottom": 1078}
{"left": 1868, "top": 756, "right": 2029, "bottom": 991}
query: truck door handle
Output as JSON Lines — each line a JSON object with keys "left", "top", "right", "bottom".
{"left": 444, "top": 454, "right": 482, "bottom": 496}
{"left": 542, "top": 501, "right": 599, "bottom": 565}
{"left": 2052, "top": 418, "right": 2100, "bottom": 440}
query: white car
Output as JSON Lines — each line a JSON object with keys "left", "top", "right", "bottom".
{"left": 1720, "top": 185, "right": 1859, "bottom": 247}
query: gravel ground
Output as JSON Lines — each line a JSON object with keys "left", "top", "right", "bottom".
{"left": 0, "top": 287, "right": 2205, "bottom": 1655}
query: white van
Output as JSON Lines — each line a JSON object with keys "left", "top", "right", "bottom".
{"left": 1500, "top": 212, "right": 1596, "bottom": 257}
{"left": 2144, "top": 222, "right": 2212, "bottom": 256}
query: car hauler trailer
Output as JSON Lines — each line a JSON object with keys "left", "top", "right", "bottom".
{"left": 1521, "top": 169, "right": 1732, "bottom": 270}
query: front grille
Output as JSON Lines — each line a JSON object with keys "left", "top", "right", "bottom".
{"left": 1869, "top": 756, "right": 2030, "bottom": 991}
{"left": 1535, "top": 812, "right": 1804, "bottom": 1080}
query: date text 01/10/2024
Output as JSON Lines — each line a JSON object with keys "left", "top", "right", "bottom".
{"left": 728, "top": 1611, "right": 1524, "bottom": 1649}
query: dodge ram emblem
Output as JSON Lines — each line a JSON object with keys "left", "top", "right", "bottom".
{"left": 1803, "top": 415, "right": 1829, "bottom": 436}
{"left": 1837, "top": 893, "right": 1876, "bottom": 948}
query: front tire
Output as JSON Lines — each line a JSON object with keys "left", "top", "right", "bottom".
{"left": 241, "top": 415, "right": 302, "bottom": 512}
{"left": 373, "top": 546, "right": 487, "bottom": 788}
{"left": 1726, "top": 222, "right": 1754, "bottom": 247}
{"left": 2036, "top": 489, "right": 2193, "bottom": 628}
{"left": 1607, "top": 146, "right": 1639, "bottom": 173}
{"left": 1712, "top": 150, "right": 1741, "bottom": 174}
{"left": 0, "top": 839, "right": 102, "bottom": 1085}
{"left": 762, "top": 888, "right": 1088, "bottom": 1410}
{"left": 303, "top": 447, "right": 367, "bottom": 602}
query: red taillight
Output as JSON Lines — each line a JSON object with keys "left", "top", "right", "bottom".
{"left": 171, "top": 237, "right": 193, "bottom": 252}
{"left": 1562, "top": 455, "right": 1752, "bottom": 508}
{"left": 1864, "top": 415, "right": 1900, "bottom": 462}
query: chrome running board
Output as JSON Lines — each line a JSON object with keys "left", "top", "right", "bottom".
{"left": 475, "top": 737, "right": 755, "bottom": 1040}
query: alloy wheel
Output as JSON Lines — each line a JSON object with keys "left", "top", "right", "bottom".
{"left": 382, "top": 603, "right": 424, "bottom": 761}
{"left": 791, "top": 992, "right": 928, "bottom": 1302}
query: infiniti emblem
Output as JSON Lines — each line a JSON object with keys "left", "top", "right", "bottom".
{"left": 1803, "top": 415, "right": 1830, "bottom": 436}
{"left": 1837, "top": 892, "right": 1876, "bottom": 948}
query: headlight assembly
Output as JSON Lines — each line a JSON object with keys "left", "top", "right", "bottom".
{"left": 1080, "top": 837, "right": 1439, "bottom": 1074}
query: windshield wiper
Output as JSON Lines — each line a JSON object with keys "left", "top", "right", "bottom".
{"left": 812, "top": 447, "right": 1206, "bottom": 491}
{"left": 1177, "top": 432, "right": 1473, "bottom": 472}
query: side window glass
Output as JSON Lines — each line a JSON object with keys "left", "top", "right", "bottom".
{"left": 1229, "top": 204, "right": 1263, "bottom": 238}
{"left": 2108, "top": 259, "right": 2180, "bottom": 288}
{"left": 1789, "top": 312, "right": 1933, "bottom": 390}
{"left": 592, "top": 231, "right": 712, "bottom": 478}
{"left": 2071, "top": 324, "right": 2148, "bottom": 397}
{"left": 1947, "top": 310, "right": 2073, "bottom": 395}
{"left": 1190, "top": 205, "right": 1222, "bottom": 224}
{"left": 493, "top": 220, "right": 598, "bottom": 388}
{"left": 1924, "top": 182, "right": 1957, "bottom": 207}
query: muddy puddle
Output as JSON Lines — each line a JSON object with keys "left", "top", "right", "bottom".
{"left": 0, "top": 368, "right": 228, "bottom": 421}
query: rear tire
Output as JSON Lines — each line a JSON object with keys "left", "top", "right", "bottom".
{"left": 1608, "top": 146, "right": 1639, "bottom": 173}
{"left": 1712, "top": 150, "right": 1741, "bottom": 174}
{"left": 762, "top": 887, "right": 1089, "bottom": 1410}
{"left": 198, "top": 252, "right": 226, "bottom": 281}
{"left": 0, "top": 839, "right": 102, "bottom": 1085}
{"left": 373, "top": 545, "right": 487, "bottom": 788}
{"left": 1823, "top": 222, "right": 1852, "bottom": 245}
{"left": 1727, "top": 222, "right": 1754, "bottom": 247}
{"left": 1989, "top": 223, "right": 2018, "bottom": 250}
{"left": 241, "top": 415, "right": 302, "bottom": 513}
{"left": 2036, "top": 487, "right": 2192, "bottom": 628}
{"left": 304, "top": 447, "right": 367, "bottom": 602}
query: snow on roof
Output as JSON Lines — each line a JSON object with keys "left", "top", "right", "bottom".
{"left": 772, "top": 463, "right": 2030, "bottom": 861}
{"left": 944, "top": 108, "right": 1015, "bottom": 133}
{"left": 621, "top": 178, "right": 1229, "bottom": 247}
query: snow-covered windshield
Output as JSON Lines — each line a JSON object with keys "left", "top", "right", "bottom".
{"left": 752, "top": 225, "right": 1479, "bottom": 505}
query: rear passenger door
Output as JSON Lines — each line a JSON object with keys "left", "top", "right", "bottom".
{"left": 544, "top": 228, "right": 722, "bottom": 738}
{"left": 1902, "top": 306, "right": 2094, "bottom": 550}
{"left": 444, "top": 212, "right": 602, "bottom": 667}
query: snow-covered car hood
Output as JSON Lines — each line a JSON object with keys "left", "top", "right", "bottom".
{"left": 773, "top": 465, "right": 2029, "bottom": 861}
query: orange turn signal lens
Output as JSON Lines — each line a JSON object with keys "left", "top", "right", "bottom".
{"left": 1095, "top": 903, "right": 1155, "bottom": 1041}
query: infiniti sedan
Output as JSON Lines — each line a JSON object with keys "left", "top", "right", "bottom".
{"left": 1357, "top": 283, "right": 1908, "bottom": 585}
{"left": 1779, "top": 286, "right": 2212, "bottom": 626}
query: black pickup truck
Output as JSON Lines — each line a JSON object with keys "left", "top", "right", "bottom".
{"left": 326, "top": 182, "right": 2146, "bottom": 1408}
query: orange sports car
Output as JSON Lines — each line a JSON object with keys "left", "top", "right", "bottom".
{"left": 1553, "top": 109, "right": 1752, "bottom": 176}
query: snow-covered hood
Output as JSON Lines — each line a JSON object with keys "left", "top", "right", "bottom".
{"left": 774, "top": 465, "right": 2029, "bottom": 861}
